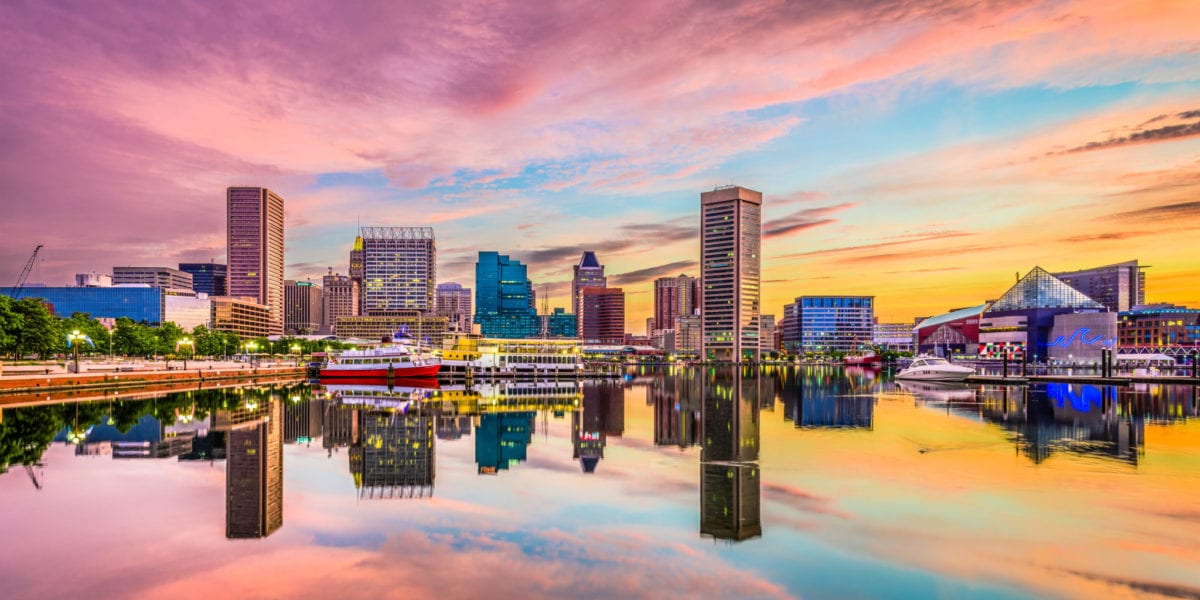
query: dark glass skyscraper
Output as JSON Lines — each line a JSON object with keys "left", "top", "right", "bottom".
{"left": 179, "top": 262, "right": 227, "bottom": 296}
{"left": 474, "top": 251, "right": 539, "bottom": 338}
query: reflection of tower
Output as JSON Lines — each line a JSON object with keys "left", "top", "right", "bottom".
{"left": 283, "top": 397, "right": 325, "bottom": 444}
{"left": 437, "top": 415, "right": 473, "bottom": 440}
{"left": 352, "top": 410, "right": 435, "bottom": 498}
{"left": 573, "top": 381, "right": 623, "bottom": 472}
{"left": 224, "top": 397, "right": 283, "bottom": 539}
{"left": 475, "top": 412, "right": 534, "bottom": 474}
{"left": 652, "top": 375, "right": 701, "bottom": 448}
{"left": 700, "top": 366, "right": 762, "bottom": 542}
{"left": 700, "top": 463, "right": 761, "bottom": 541}
{"left": 701, "top": 369, "right": 759, "bottom": 463}
{"left": 322, "top": 403, "right": 359, "bottom": 451}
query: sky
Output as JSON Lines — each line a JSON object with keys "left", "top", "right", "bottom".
{"left": 2, "top": 0, "right": 1199, "bottom": 330}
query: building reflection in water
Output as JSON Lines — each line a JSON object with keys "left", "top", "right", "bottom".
{"left": 650, "top": 373, "right": 701, "bottom": 448}
{"left": 977, "top": 384, "right": 1148, "bottom": 465}
{"left": 219, "top": 392, "right": 283, "bottom": 539}
{"left": 700, "top": 366, "right": 762, "bottom": 542}
{"left": 573, "top": 380, "right": 624, "bottom": 473}
{"left": 476, "top": 412, "right": 535, "bottom": 474}
{"left": 349, "top": 409, "right": 435, "bottom": 499}
{"left": 779, "top": 366, "right": 874, "bottom": 430}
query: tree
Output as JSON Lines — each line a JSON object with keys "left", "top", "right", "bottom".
{"left": 154, "top": 322, "right": 185, "bottom": 356}
{"left": 0, "top": 295, "right": 22, "bottom": 356}
{"left": 59, "top": 312, "right": 108, "bottom": 357}
{"left": 0, "top": 405, "right": 62, "bottom": 475}
{"left": 112, "top": 318, "right": 155, "bottom": 357}
{"left": 12, "top": 298, "right": 60, "bottom": 358}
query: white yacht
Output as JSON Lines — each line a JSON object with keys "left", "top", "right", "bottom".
{"left": 896, "top": 356, "right": 975, "bottom": 382}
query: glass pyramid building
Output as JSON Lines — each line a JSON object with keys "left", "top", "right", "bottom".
{"left": 987, "top": 267, "right": 1106, "bottom": 312}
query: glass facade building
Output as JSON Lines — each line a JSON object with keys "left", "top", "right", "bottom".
{"left": 794, "top": 296, "right": 874, "bottom": 353}
{"left": 572, "top": 251, "right": 606, "bottom": 331}
{"left": 179, "top": 262, "right": 227, "bottom": 296}
{"left": 2, "top": 286, "right": 164, "bottom": 323}
{"left": 979, "top": 267, "right": 1107, "bottom": 360}
{"left": 361, "top": 226, "right": 436, "bottom": 315}
{"left": 542, "top": 308, "right": 578, "bottom": 338}
{"left": 474, "top": 252, "right": 539, "bottom": 339}
{"left": 701, "top": 186, "right": 762, "bottom": 361}
{"left": 1053, "top": 260, "right": 1144, "bottom": 313}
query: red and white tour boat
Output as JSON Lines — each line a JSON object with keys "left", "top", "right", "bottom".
{"left": 319, "top": 335, "right": 442, "bottom": 379}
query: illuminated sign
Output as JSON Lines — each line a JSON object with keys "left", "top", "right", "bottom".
{"left": 1048, "top": 327, "right": 1116, "bottom": 348}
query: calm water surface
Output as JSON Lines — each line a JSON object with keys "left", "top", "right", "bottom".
{"left": 1, "top": 366, "right": 1198, "bottom": 599}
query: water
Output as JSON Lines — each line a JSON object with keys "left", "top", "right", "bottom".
{"left": 1, "top": 366, "right": 1198, "bottom": 599}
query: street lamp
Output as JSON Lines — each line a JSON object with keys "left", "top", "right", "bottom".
{"left": 177, "top": 337, "right": 194, "bottom": 370}
{"left": 291, "top": 343, "right": 302, "bottom": 367}
{"left": 67, "top": 329, "right": 87, "bottom": 374}
{"left": 245, "top": 341, "right": 258, "bottom": 367}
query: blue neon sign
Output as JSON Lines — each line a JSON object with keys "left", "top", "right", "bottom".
{"left": 1047, "top": 327, "right": 1116, "bottom": 348}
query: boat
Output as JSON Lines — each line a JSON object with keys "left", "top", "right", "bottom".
{"left": 843, "top": 352, "right": 882, "bottom": 366}
{"left": 895, "top": 356, "right": 975, "bottom": 382}
{"left": 320, "top": 332, "right": 442, "bottom": 379}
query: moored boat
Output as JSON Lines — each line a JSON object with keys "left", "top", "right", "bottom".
{"left": 895, "top": 356, "right": 974, "bottom": 382}
{"left": 320, "top": 342, "right": 441, "bottom": 379}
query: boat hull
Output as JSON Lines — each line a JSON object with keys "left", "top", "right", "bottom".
{"left": 319, "top": 364, "right": 441, "bottom": 379}
{"left": 895, "top": 368, "right": 973, "bottom": 382}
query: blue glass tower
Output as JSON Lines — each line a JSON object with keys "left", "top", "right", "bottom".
{"left": 474, "top": 251, "right": 539, "bottom": 338}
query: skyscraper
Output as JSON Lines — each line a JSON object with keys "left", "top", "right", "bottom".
{"left": 284, "top": 279, "right": 323, "bottom": 335}
{"left": 572, "top": 251, "right": 606, "bottom": 335}
{"left": 321, "top": 271, "right": 358, "bottom": 334}
{"left": 349, "top": 234, "right": 365, "bottom": 315}
{"left": 361, "top": 227, "right": 436, "bottom": 315}
{"left": 435, "top": 282, "right": 473, "bottom": 332}
{"left": 653, "top": 274, "right": 697, "bottom": 333}
{"left": 701, "top": 185, "right": 762, "bottom": 361}
{"left": 580, "top": 287, "right": 625, "bottom": 344}
{"left": 473, "top": 251, "right": 539, "bottom": 338}
{"left": 179, "top": 261, "right": 227, "bottom": 296}
{"left": 227, "top": 186, "right": 285, "bottom": 335}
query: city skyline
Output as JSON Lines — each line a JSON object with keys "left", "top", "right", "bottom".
{"left": 3, "top": 2, "right": 1200, "bottom": 331}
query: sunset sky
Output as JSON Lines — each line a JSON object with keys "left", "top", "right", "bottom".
{"left": 2, "top": 0, "right": 1199, "bottom": 329}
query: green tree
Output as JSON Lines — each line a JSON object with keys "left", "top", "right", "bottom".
{"left": 112, "top": 318, "right": 155, "bottom": 357}
{"left": 12, "top": 298, "right": 60, "bottom": 358}
{"left": 0, "top": 295, "right": 22, "bottom": 356}
{"left": 0, "top": 405, "right": 63, "bottom": 475}
{"left": 60, "top": 312, "right": 108, "bottom": 357}
{"left": 154, "top": 322, "right": 185, "bottom": 356}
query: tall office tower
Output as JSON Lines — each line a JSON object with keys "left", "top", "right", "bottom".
{"left": 473, "top": 251, "right": 539, "bottom": 338}
{"left": 701, "top": 185, "right": 762, "bottom": 362}
{"left": 572, "top": 381, "right": 623, "bottom": 473}
{"left": 179, "top": 262, "right": 227, "bottom": 296}
{"left": 475, "top": 412, "right": 535, "bottom": 474}
{"left": 283, "top": 279, "right": 323, "bottom": 335}
{"left": 436, "top": 282, "right": 473, "bottom": 332}
{"left": 653, "top": 274, "right": 696, "bottom": 332}
{"left": 572, "top": 251, "right": 606, "bottom": 334}
{"left": 349, "top": 234, "right": 365, "bottom": 315}
{"left": 361, "top": 227, "right": 436, "bottom": 315}
{"left": 112, "top": 266, "right": 194, "bottom": 290}
{"left": 1053, "top": 260, "right": 1144, "bottom": 313}
{"left": 580, "top": 287, "right": 625, "bottom": 345}
{"left": 321, "top": 272, "right": 358, "bottom": 335}
{"left": 225, "top": 397, "right": 283, "bottom": 539}
{"left": 227, "top": 187, "right": 285, "bottom": 335}
{"left": 352, "top": 409, "right": 435, "bottom": 499}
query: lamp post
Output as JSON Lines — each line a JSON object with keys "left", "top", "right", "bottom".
{"left": 67, "top": 329, "right": 86, "bottom": 374}
{"left": 245, "top": 341, "right": 258, "bottom": 367}
{"left": 177, "top": 337, "right": 194, "bottom": 370}
{"left": 291, "top": 343, "right": 302, "bottom": 367}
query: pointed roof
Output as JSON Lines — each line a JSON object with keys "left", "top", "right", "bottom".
{"left": 353, "top": 235, "right": 363, "bottom": 251}
{"left": 987, "top": 267, "right": 1105, "bottom": 312}
{"left": 578, "top": 251, "right": 601, "bottom": 269}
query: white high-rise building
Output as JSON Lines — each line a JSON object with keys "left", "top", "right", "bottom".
{"left": 361, "top": 227, "right": 436, "bottom": 315}
{"left": 700, "top": 186, "right": 762, "bottom": 362}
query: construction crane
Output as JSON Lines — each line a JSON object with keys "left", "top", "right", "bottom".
{"left": 11, "top": 244, "right": 43, "bottom": 299}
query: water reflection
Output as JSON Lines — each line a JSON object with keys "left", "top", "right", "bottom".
{"left": 2, "top": 369, "right": 1199, "bottom": 598}
{"left": 779, "top": 366, "right": 875, "bottom": 429}
{"left": 700, "top": 367, "right": 762, "bottom": 542}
